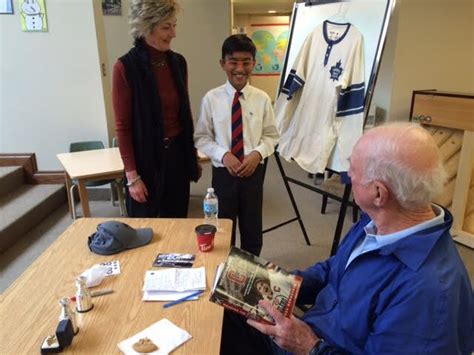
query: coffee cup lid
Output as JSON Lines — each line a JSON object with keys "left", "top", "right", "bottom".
{"left": 195, "top": 224, "right": 217, "bottom": 234}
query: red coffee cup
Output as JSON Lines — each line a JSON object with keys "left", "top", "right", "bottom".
{"left": 195, "top": 224, "right": 217, "bottom": 252}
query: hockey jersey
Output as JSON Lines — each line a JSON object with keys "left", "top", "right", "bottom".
{"left": 275, "top": 20, "right": 365, "bottom": 173}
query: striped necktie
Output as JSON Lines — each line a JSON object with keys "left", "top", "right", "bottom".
{"left": 231, "top": 91, "right": 244, "bottom": 162}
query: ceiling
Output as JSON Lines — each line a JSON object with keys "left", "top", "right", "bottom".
{"left": 233, "top": 0, "right": 294, "bottom": 15}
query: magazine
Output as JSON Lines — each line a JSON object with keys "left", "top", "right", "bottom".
{"left": 209, "top": 247, "right": 302, "bottom": 324}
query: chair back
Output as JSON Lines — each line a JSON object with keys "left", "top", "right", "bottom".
{"left": 70, "top": 141, "right": 105, "bottom": 153}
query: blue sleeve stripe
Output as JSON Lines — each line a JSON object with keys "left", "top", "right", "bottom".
{"left": 281, "top": 69, "right": 305, "bottom": 99}
{"left": 337, "top": 82, "right": 365, "bottom": 116}
{"left": 340, "top": 83, "right": 364, "bottom": 94}
{"left": 340, "top": 172, "right": 351, "bottom": 184}
{"left": 336, "top": 106, "right": 364, "bottom": 117}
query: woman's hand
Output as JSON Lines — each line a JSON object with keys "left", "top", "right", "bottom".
{"left": 126, "top": 170, "right": 148, "bottom": 203}
{"left": 128, "top": 179, "right": 148, "bottom": 203}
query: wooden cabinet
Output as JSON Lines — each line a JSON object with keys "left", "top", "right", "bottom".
{"left": 410, "top": 90, "right": 474, "bottom": 249}
{"left": 411, "top": 90, "right": 474, "bottom": 131}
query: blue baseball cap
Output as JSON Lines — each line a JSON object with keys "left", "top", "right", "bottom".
{"left": 88, "top": 221, "right": 153, "bottom": 255}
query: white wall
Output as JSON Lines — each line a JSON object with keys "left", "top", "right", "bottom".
{"left": 103, "top": 0, "right": 133, "bottom": 87}
{"left": 0, "top": 0, "right": 109, "bottom": 170}
{"left": 370, "top": 0, "right": 399, "bottom": 120}
{"left": 11, "top": 1, "right": 470, "bottom": 170}
{"left": 0, "top": 0, "right": 229, "bottom": 170}
{"left": 102, "top": 0, "right": 230, "bottom": 132}
{"left": 172, "top": 0, "right": 231, "bottom": 117}
{"left": 373, "top": 0, "right": 474, "bottom": 122}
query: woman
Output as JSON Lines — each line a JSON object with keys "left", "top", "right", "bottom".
{"left": 112, "top": 0, "right": 200, "bottom": 217}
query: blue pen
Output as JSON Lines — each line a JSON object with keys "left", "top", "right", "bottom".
{"left": 163, "top": 290, "right": 204, "bottom": 309}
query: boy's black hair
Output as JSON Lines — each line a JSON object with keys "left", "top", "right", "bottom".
{"left": 221, "top": 34, "right": 257, "bottom": 60}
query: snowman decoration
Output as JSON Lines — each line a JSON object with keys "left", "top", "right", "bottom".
{"left": 21, "top": 0, "right": 44, "bottom": 31}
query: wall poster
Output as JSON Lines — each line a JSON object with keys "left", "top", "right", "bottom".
{"left": 250, "top": 23, "right": 289, "bottom": 76}
{"left": 102, "top": 0, "right": 122, "bottom": 16}
{"left": 19, "top": 0, "right": 48, "bottom": 32}
{"left": 0, "top": 0, "right": 14, "bottom": 14}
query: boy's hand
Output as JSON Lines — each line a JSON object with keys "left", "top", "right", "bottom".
{"left": 247, "top": 300, "right": 320, "bottom": 355}
{"left": 222, "top": 152, "right": 242, "bottom": 176}
{"left": 235, "top": 151, "right": 261, "bottom": 177}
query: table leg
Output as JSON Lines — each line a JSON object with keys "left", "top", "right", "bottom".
{"left": 77, "top": 180, "right": 91, "bottom": 217}
{"left": 64, "top": 172, "right": 74, "bottom": 219}
{"left": 116, "top": 181, "right": 127, "bottom": 216}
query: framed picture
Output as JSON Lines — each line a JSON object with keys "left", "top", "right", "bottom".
{"left": 19, "top": 0, "right": 48, "bottom": 32}
{"left": 102, "top": 0, "right": 122, "bottom": 16}
{"left": 250, "top": 23, "right": 289, "bottom": 76}
{"left": 0, "top": 0, "right": 14, "bottom": 14}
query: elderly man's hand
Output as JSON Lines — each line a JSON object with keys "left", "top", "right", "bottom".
{"left": 247, "top": 300, "right": 319, "bottom": 355}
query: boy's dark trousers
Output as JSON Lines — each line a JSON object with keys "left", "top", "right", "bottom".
{"left": 212, "top": 164, "right": 264, "bottom": 256}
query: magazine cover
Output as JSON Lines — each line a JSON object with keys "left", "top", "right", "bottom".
{"left": 209, "top": 247, "right": 302, "bottom": 324}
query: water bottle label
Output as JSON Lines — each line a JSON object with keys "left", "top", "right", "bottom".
{"left": 204, "top": 202, "right": 218, "bottom": 214}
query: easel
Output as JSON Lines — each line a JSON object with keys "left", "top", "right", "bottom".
{"left": 263, "top": 152, "right": 356, "bottom": 256}
{"left": 262, "top": 0, "right": 395, "bottom": 255}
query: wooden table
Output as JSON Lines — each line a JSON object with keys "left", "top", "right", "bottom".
{"left": 0, "top": 218, "right": 232, "bottom": 354}
{"left": 57, "top": 147, "right": 125, "bottom": 218}
{"left": 57, "top": 148, "right": 210, "bottom": 218}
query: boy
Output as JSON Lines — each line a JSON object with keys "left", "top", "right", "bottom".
{"left": 194, "top": 34, "right": 279, "bottom": 256}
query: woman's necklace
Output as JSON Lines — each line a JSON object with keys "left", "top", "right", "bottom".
{"left": 151, "top": 58, "right": 166, "bottom": 68}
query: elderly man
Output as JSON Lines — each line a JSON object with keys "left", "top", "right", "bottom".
{"left": 221, "top": 123, "right": 474, "bottom": 355}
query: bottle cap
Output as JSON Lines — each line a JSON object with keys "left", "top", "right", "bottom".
{"left": 207, "top": 187, "right": 214, "bottom": 193}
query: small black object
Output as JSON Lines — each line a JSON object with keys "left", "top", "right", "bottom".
{"left": 55, "top": 319, "right": 75, "bottom": 347}
{"left": 153, "top": 253, "right": 196, "bottom": 267}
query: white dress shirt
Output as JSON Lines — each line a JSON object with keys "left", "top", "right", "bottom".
{"left": 194, "top": 81, "right": 279, "bottom": 168}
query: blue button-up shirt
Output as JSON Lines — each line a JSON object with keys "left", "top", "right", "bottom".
{"left": 293, "top": 207, "right": 474, "bottom": 354}
{"left": 346, "top": 205, "right": 445, "bottom": 269}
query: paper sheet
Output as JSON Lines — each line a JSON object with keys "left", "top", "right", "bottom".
{"left": 143, "top": 267, "right": 205, "bottom": 292}
{"left": 143, "top": 290, "right": 200, "bottom": 302}
{"left": 117, "top": 318, "right": 192, "bottom": 355}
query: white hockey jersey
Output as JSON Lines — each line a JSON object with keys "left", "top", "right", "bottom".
{"left": 275, "top": 20, "right": 365, "bottom": 173}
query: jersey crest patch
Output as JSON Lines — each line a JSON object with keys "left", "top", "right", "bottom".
{"left": 329, "top": 60, "right": 343, "bottom": 81}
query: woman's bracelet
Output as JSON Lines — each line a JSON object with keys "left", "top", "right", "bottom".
{"left": 126, "top": 175, "right": 141, "bottom": 187}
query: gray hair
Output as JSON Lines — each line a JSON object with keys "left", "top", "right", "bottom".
{"left": 129, "top": 0, "right": 180, "bottom": 39}
{"left": 361, "top": 122, "right": 447, "bottom": 210}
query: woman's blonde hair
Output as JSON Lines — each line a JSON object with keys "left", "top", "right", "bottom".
{"left": 129, "top": 0, "right": 180, "bottom": 39}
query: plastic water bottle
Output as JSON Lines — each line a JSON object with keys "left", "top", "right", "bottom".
{"left": 203, "top": 187, "right": 218, "bottom": 227}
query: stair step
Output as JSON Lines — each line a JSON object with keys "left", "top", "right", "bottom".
{"left": 0, "top": 184, "right": 66, "bottom": 253}
{"left": 0, "top": 166, "right": 24, "bottom": 199}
